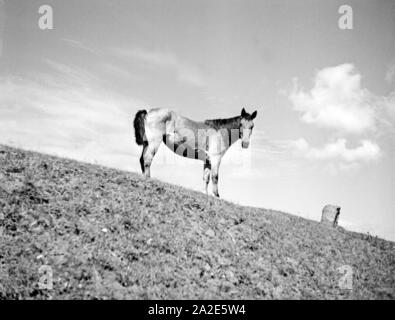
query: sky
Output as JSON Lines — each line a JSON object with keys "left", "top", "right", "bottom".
{"left": 0, "top": 0, "right": 394, "bottom": 240}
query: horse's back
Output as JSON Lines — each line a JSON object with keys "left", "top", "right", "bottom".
{"left": 146, "top": 108, "right": 173, "bottom": 124}
{"left": 146, "top": 108, "right": 207, "bottom": 131}
{"left": 145, "top": 108, "right": 210, "bottom": 160}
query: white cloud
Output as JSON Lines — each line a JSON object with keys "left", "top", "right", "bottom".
{"left": 0, "top": 63, "right": 144, "bottom": 172}
{"left": 286, "top": 63, "right": 395, "bottom": 174}
{"left": 45, "top": 59, "right": 100, "bottom": 85}
{"left": 61, "top": 38, "right": 98, "bottom": 55}
{"left": 290, "top": 64, "right": 376, "bottom": 134}
{"left": 100, "top": 62, "right": 132, "bottom": 79}
{"left": 108, "top": 47, "right": 206, "bottom": 87}
{"left": 291, "top": 138, "right": 381, "bottom": 163}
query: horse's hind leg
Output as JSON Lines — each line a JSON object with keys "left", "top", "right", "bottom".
{"left": 139, "top": 142, "right": 148, "bottom": 174}
{"left": 142, "top": 138, "right": 161, "bottom": 178}
{"left": 203, "top": 159, "right": 211, "bottom": 195}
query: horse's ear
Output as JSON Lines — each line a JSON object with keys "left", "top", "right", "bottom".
{"left": 251, "top": 110, "right": 257, "bottom": 120}
{"left": 241, "top": 108, "right": 247, "bottom": 117}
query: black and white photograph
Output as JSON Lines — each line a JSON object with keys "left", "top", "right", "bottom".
{"left": 0, "top": 0, "right": 394, "bottom": 304}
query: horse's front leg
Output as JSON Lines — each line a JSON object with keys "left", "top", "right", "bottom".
{"left": 210, "top": 155, "right": 221, "bottom": 197}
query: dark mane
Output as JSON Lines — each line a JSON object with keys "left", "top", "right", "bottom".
{"left": 204, "top": 116, "right": 241, "bottom": 130}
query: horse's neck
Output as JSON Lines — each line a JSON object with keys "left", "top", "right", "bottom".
{"left": 204, "top": 115, "right": 241, "bottom": 148}
{"left": 204, "top": 116, "right": 241, "bottom": 131}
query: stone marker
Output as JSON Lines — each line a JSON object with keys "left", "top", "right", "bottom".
{"left": 321, "top": 205, "right": 341, "bottom": 227}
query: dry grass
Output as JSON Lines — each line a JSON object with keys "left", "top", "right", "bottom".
{"left": 0, "top": 144, "right": 394, "bottom": 299}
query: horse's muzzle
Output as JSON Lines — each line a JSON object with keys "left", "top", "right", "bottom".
{"left": 242, "top": 142, "right": 249, "bottom": 149}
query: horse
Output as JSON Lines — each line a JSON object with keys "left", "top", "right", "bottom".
{"left": 133, "top": 107, "right": 257, "bottom": 197}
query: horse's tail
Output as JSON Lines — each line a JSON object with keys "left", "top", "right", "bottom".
{"left": 133, "top": 109, "right": 147, "bottom": 145}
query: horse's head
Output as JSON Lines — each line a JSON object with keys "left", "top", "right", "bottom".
{"left": 240, "top": 108, "right": 257, "bottom": 149}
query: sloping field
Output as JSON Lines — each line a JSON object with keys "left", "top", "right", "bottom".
{"left": 0, "top": 145, "right": 394, "bottom": 299}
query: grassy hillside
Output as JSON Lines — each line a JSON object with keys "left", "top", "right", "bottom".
{"left": 0, "top": 145, "right": 394, "bottom": 299}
